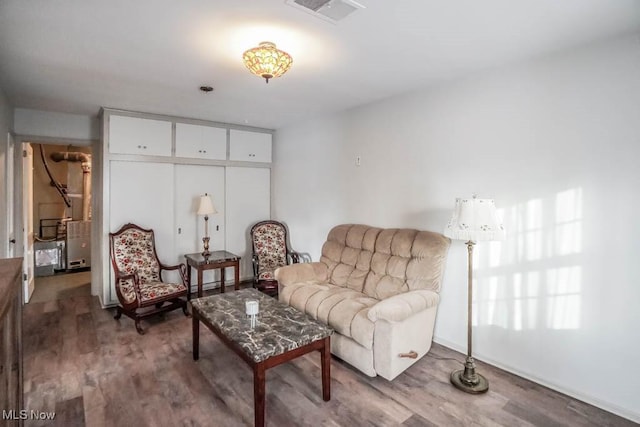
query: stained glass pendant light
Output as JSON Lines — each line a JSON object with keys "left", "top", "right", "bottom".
{"left": 242, "top": 41, "right": 293, "bottom": 83}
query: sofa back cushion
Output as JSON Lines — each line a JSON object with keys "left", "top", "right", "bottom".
{"left": 320, "top": 224, "right": 450, "bottom": 300}
{"left": 320, "top": 224, "right": 380, "bottom": 293}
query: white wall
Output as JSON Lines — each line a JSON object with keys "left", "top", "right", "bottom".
{"left": 13, "top": 108, "right": 99, "bottom": 142}
{"left": 273, "top": 34, "right": 640, "bottom": 422}
{"left": 272, "top": 115, "right": 352, "bottom": 258}
{"left": 0, "top": 88, "right": 13, "bottom": 258}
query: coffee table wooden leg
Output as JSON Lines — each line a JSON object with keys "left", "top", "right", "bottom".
{"left": 321, "top": 337, "right": 331, "bottom": 401}
{"left": 220, "top": 267, "right": 226, "bottom": 293}
{"left": 254, "top": 362, "right": 266, "bottom": 427}
{"left": 192, "top": 312, "right": 200, "bottom": 361}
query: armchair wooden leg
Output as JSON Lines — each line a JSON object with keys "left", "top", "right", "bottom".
{"left": 135, "top": 318, "right": 145, "bottom": 335}
{"left": 114, "top": 306, "right": 122, "bottom": 320}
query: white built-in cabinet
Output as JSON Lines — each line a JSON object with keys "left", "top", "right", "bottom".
{"left": 175, "top": 123, "right": 227, "bottom": 160}
{"left": 174, "top": 164, "right": 226, "bottom": 285}
{"left": 101, "top": 109, "right": 272, "bottom": 306}
{"left": 108, "top": 115, "right": 172, "bottom": 156}
{"left": 229, "top": 129, "right": 272, "bottom": 162}
{"left": 225, "top": 167, "right": 271, "bottom": 279}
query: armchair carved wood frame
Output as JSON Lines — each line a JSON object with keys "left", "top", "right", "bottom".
{"left": 109, "top": 223, "right": 189, "bottom": 335}
{"left": 250, "top": 220, "right": 300, "bottom": 296}
{"left": 250, "top": 220, "right": 301, "bottom": 297}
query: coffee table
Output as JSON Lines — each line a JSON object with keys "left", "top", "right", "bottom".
{"left": 191, "top": 288, "right": 333, "bottom": 427}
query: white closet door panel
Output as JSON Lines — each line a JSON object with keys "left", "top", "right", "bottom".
{"left": 174, "top": 164, "right": 225, "bottom": 286}
{"left": 175, "top": 123, "right": 227, "bottom": 160}
{"left": 229, "top": 130, "right": 272, "bottom": 163}
{"left": 225, "top": 167, "right": 270, "bottom": 281}
{"left": 109, "top": 161, "right": 176, "bottom": 302}
{"left": 109, "top": 115, "right": 172, "bottom": 156}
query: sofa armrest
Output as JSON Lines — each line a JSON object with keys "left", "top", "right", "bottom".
{"left": 368, "top": 290, "right": 440, "bottom": 323}
{"left": 275, "top": 262, "right": 328, "bottom": 286}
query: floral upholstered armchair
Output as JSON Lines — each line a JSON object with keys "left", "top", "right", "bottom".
{"left": 250, "top": 220, "right": 301, "bottom": 297}
{"left": 109, "top": 223, "right": 188, "bottom": 334}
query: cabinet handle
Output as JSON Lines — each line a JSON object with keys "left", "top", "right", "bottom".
{"left": 143, "top": 145, "right": 147, "bottom": 149}
{"left": 137, "top": 145, "right": 142, "bottom": 149}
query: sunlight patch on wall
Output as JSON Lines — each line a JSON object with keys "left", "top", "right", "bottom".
{"left": 512, "top": 271, "right": 541, "bottom": 331}
{"left": 524, "top": 198, "right": 543, "bottom": 261}
{"left": 555, "top": 188, "right": 582, "bottom": 256}
{"left": 475, "top": 187, "right": 583, "bottom": 331}
{"left": 546, "top": 266, "right": 582, "bottom": 330}
{"left": 482, "top": 275, "right": 508, "bottom": 328}
{"left": 488, "top": 240, "right": 502, "bottom": 268}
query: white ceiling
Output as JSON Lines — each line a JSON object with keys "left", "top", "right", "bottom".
{"left": 1, "top": 0, "right": 639, "bottom": 129}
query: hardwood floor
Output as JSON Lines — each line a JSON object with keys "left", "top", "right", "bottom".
{"left": 30, "top": 270, "right": 91, "bottom": 304}
{"left": 23, "top": 293, "right": 635, "bottom": 427}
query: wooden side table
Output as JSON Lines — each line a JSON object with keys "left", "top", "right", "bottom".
{"left": 184, "top": 251, "right": 241, "bottom": 299}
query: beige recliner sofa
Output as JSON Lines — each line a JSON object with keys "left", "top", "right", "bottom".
{"left": 275, "top": 224, "right": 450, "bottom": 380}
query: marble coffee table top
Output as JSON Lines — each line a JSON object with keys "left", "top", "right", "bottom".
{"left": 190, "top": 288, "right": 333, "bottom": 363}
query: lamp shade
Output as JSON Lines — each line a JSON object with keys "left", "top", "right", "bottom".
{"left": 196, "top": 194, "right": 217, "bottom": 216}
{"left": 444, "top": 197, "right": 505, "bottom": 242}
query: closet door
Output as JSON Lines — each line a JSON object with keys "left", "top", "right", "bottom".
{"left": 174, "top": 164, "right": 225, "bottom": 288}
{"left": 225, "top": 167, "right": 270, "bottom": 281}
{"left": 109, "top": 160, "right": 175, "bottom": 303}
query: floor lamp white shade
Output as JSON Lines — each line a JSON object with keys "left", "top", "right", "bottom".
{"left": 444, "top": 195, "right": 504, "bottom": 394}
{"left": 444, "top": 197, "right": 505, "bottom": 243}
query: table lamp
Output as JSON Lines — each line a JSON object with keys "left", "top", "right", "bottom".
{"left": 197, "top": 193, "right": 217, "bottom": 256}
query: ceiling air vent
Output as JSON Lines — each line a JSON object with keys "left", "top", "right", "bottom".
{"left": 286, "top": 0, "right": 365, "bottom": 23}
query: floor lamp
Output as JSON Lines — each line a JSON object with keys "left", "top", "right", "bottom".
{"left": 444, "top": 196, "right": 505, "bottom": 394}
{"left": 197, "top": 193, "right": 217, "bottom": 257}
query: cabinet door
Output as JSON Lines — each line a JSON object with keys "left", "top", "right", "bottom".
{"left": 175, "top": 123, "right": 227, "bottom": 160}
{"left": 109, "top": 115, "right": 172, "bottom": 156}
{"left": 225, "top": 167, "right": 270, "bottom": 280}
{"left": 174, "top": 164, "right": 225, "bottom": 287}
{"left": 229, "top": 129, "right": 272, "bottom": 163}
{"left": 109, "top": 161, "right": 176, "bottom": 303}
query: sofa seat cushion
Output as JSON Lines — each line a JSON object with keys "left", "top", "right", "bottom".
{"left": 281, "top": 282, "right": 378, "bottom": 350}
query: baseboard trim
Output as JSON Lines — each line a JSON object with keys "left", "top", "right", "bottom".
{"left": 433, "top": 336, "right": 640, "bottom": 424}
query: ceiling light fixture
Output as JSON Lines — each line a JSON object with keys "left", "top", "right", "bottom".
{"left": 242, "top": 41, "right": 293, "bottom": 83}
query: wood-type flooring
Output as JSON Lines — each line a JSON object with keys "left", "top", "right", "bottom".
{"left": 23, "top": 293, "right": 636, "bottom": 427}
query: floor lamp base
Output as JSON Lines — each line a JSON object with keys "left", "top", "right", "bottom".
{"left": 450, "top": 357, "right": 489, "bottom": 394}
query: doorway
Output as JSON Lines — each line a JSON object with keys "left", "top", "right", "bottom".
{"left": 21, "top": 141, "right": 93, "bottom": 303}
